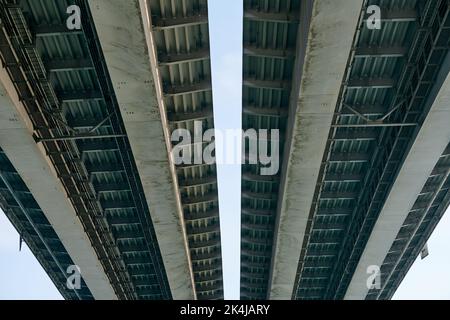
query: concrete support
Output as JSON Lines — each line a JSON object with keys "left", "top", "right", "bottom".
{"left": 88, "top": 0, "right": 195, "bottom": 299}
{"left": 269, "top": 0, "right": 364, "bottom": 299}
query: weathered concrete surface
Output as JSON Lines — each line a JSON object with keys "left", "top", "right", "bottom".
{"left": 0, "top": 61, "right": 117, "bottom": 300}
{"left": 269, "top": 0, "right": 364, "bottom": 299}
{"left": 345, "top": 52, "right": 450, "bottom": 300}
{"left": 88, "top": 0, "right": 195, "bottom": 299}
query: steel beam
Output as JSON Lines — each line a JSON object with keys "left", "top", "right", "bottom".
{"left": 355, "top": 46, "right": 408, "bottom": 58}
{"left": 242, "top": 190, "right": 278, "bottom": 201}
{"left": 241, "top": 207, "right": 275, "bottom": 217}
{"left": 243, "top": 105, "right": 288, "bottom": 117}
{"left": 34, "top": 24, "right": 83, "bottom": 37}
{"left": 36, "top": 134, "right": 125, "bottom": 142}
{"left": 244, "top": 10, "right": 299, "bottom": 23}
{"left": 347, "top": 77, "right": 395, "bottom": 89}
{"left": 102, "top": 200, "right": 135, "bottom": 210}
{"left": 324, "top": 173, "right": 364, "bottom": 182}
{"left": 244, "top": 78, "right": 291, "bottom": 90}
{"left": 187, "top": 223, "right": 220, "bottom": 235}
{"left": 320, "top": 191, "right": 359, "bottom": 200}
{"left": 329, "top": 152, "right": 372, "bottom": 163}
{"left": 189, "top": 239, "right": 221, "bottom": 249}
{"left": 179, "top": 176, "right": 216, "bottom": 188}
{"left": 108, "top": 215, "right": 140, "bottom": 225}
{"left": 46, "top": 59, "right": 93, "bottom": 72}
{"left": 184, "top": 209, "right": 220, "bottom": 221}
{"left": 164, "top": 80, "right": 212, "bottom": 96}
{"left": 363, "top": 8, "right": 418, "bottom": 22}
{"left": 167, "top": 107, "right": 213, "bottom": 122}
{"left": 333, "top": 129, "right": 379, "bottom": 141}
{"left": 158, "top": 48, "right": 210, "bottom": 66}
{"left": 77, "top": 140, "right": 119, "bottom": 152}
{"left": 69, "top": 117, "right": 112, "bottom": 129}
{"left": 339, "top": 104, "right": 387, "bottom": 116}
{"left": 182, "top": 192, "right": 218, "bottom": 205}
{"left": 242, "top": 172, "right": 280, "bottom": 183}
{"left": 244, "top": 44, "right": 295, "bottom": 59}
{"left": 58, "top": 90, "right": 103, "bottom": 103}
{"left": 87, "top": 162, "right": 124, "bottom": 174}
{"left": 152, "top": 13, "right": 208, "bottom": 30}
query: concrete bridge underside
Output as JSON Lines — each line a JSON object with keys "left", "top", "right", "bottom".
{"left": 0, "top": 0, "right": 223, "bottom": 300}
{"left": 263, "top": 0, "right": 450, "bottom": 300}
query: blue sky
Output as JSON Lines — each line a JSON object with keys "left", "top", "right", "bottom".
{"left": 0, "top": 211, "right": 63, "bottom": 299}
{"left": 0, "top": 0, "right": 449, "bottom": 300}
{"left": 209, "top": 0, "right": 243, "bottom": 300}
{"left": 392, "top": 207, "right": 450, "bottom": 300}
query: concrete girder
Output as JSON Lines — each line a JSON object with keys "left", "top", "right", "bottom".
{"left": 88, "top": 0, "right": 195, "bottom": 300}
{"left": 269, "top": 0, "right": 364, "bottom": 300}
